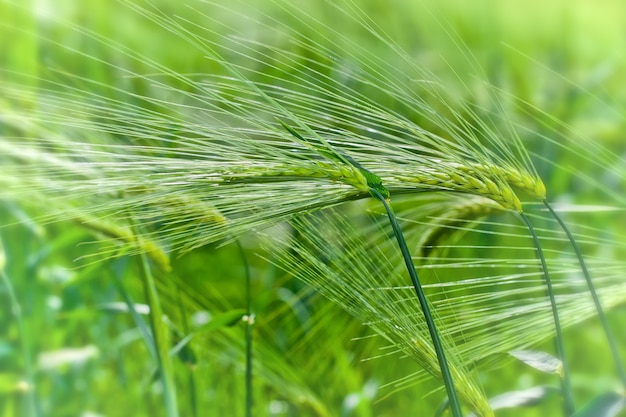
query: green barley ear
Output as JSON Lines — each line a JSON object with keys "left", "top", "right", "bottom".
{"left": 277, "top": 119, "right": 375, "bottom": 194}
{"left": 278, "top": 122, "right": 469, "bottom": 409}
{"left": 390, "top": 168, "right": 522, "bottom": 212}
{"left": 1, "top": 2, "right": 624, "bottom": 416}
{"left": 77, "top": 214, "right": 171, "bottom": 271}
{"left": 413, "top": 195, "right": 504, "bottom": 259}
{"left": 455, "top": 163, "right": 546, "bottom": 201}
{"left": 278, "top": 119, "right": 392, "bottom": 200}
{"left": 463, "top": 155, "right": 576, "bottom": 416}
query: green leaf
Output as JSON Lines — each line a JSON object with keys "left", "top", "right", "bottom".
{"left": 509, "top": 350, "right": 564, "bottom": 376}
{"left": 194, "top": 309, "right": 248, "bottom": 333}
{"left": 173, "top": 339, "right": 197, "bottom": 367}
{"left": 570, "top": 392, "right": 626, "bottom": 417}
{"left": 113, "top": 264, "right": 157, "bottom": 361}
{"left": 170, "top": 309, "right": 247, "bottom": 359}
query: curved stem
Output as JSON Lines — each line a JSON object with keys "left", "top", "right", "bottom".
{"left": 433, "top": 398, "right": 451, "bottom": 417}
{"left": 519, "top": 213, "right": 574, "bottom": 416}
{"left": 544, "top": 200, "right": 626, "bottom": 389}
{"left": 370, "top": 188, "right": 463, "bottom": 417}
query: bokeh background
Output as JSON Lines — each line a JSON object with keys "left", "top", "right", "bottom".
{"left": 1, "top": 0, "right": 625, "bottom": 416}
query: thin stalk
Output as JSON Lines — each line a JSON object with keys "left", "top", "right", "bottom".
{"left": 433, "top": 398, "right": 450, "bottom": 417}
{"left": 112, "top": 269, "right": 157, "bottom": 361}
{"left": 370, "top": 188, "right": 463, "bottom": 417}
{"left": 237, "top": 241, "right": 253, "bottom": 417}
{"left": 544, "top": 200, "right": 626, "bottom": 388}
{"left": 137, "top": 249, "right": 179, "bottom": 417}
{"left": 519, "top": 213, "right": 575, "bottom": 416}
{"left": 175, "top": 285, "right": 198, "bottom": 417}
{"left": 0, "top": 268, "right": 41, "bottom": 417}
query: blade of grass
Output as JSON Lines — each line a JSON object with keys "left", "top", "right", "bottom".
{"left": 112, "top": 259, "right": 157, "bottom": 361}
{"left": 174, "top": 284, "right": 198, "bottom": 417}
{"left": 519, "top": 213, "right": 574, "bottom": 416}
{"left": 433, "top": 398, "right": 450, "bottom": 417}
{"left": 544, "top": 200, "right": 626, "bottom": 389}
{"left": 569, "top": 391, "right": 626, "bottom": 417}
{"left": 369, "top": 188, "right": 463, "bottom": 417}
{"left": 136, "top": 248, "right": 179, "bottom": 417}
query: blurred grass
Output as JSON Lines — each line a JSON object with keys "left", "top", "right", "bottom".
{"left": 1, "top": 0, "right": 625, "bottom": 416}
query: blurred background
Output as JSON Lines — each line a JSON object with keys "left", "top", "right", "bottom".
{"left": 1, "top": 0, "right": 625, "bottom": 416}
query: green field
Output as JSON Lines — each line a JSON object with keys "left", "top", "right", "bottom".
{"left": 1, "top": 1, "right": 625, "bottom": 416}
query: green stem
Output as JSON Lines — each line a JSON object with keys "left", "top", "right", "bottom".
{"left": 137, "top": 250, "right": 179, "bottom": 417}
{"left": 112, "top": 271, "right": 157, "bottom": 361}
{"left": 237, "top": 241, "right": 253, "bottom": 417}
{"left": 433, "top": 398, "right": 450, "bottom": 417}
{"left": 370, "top": 188, "right": 463, "bottom": 417}
{"left": 175, "top": 286, "right": 198, "bottom": 417}
{"left": 544, "top": 200, "right": 626, "bottom": 389}
{"left": 519, "top": 213, "right": 575, "bottom": 416}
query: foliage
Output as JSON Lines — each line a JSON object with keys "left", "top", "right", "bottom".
{"left": 1, "top": 0, "right": 625, "bottom": 416}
